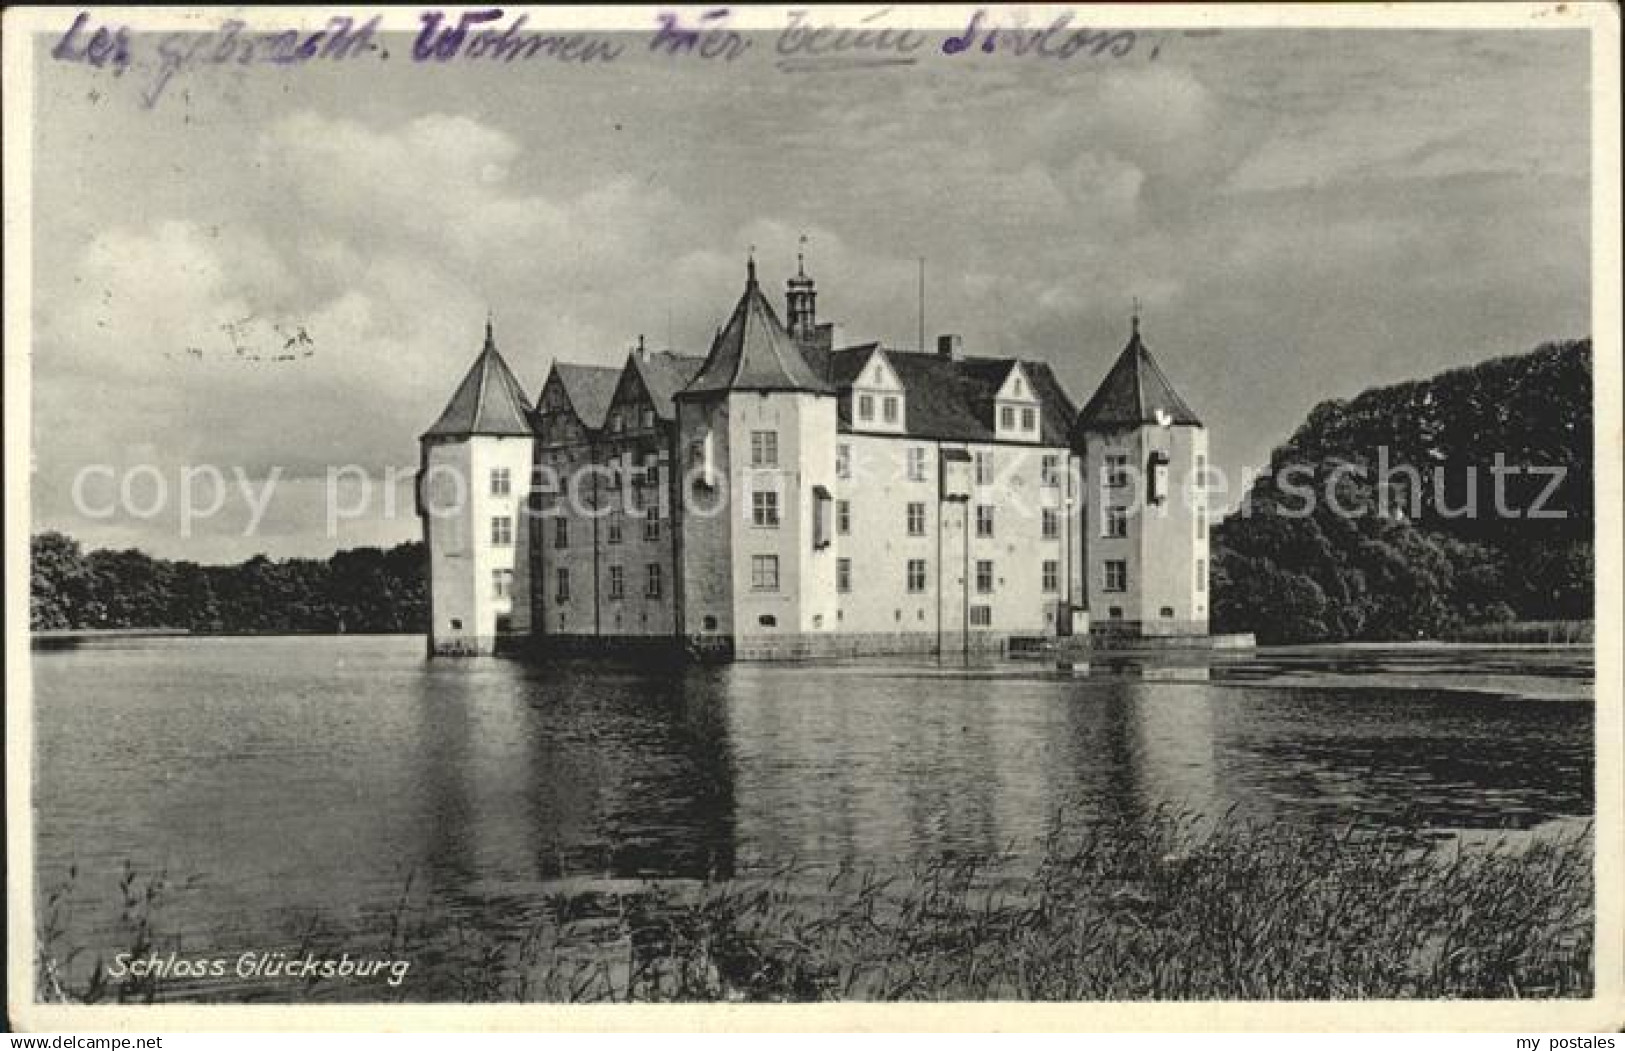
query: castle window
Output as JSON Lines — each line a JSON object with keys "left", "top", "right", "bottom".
{"left": 837, "top": 500, "right": 850, "bottom": 535}
{"left": 1161, "top": 607, "right": 1175, "bottom": 619}
{"left": 752, "top": 490, "right": 780, "bottom": 528}
{"left": 641, "top": 407, "right": 656, "bottom": 430}
{"left": 691, "top": 431, "right": 717, "bottom": 487}
{"left": 1105, "top": 505, "right": 1128, "bottom": 539}
{"left": 609, "top": 411, "right": 624, "bottom": 434}
{"left": 1195, "top": 454, "right": 1208, "bottom": 489}
{"left": 883, "top": 396, "right": 899, "bottom": 424}
{"left": 492, "top": 568, "right": 513, "bottom": 599}
{"left": 450, "top": 618, "right": 462, "bottom": 630}
{"left": 490, "top": 467, "right": 511, "bottom": 497}
{"left": 969, "top": 605, "right": 992, "bottom": 627}
{"left": 1108, "top": 606, "right": 1123, "bottom": 620}
{"left": 1022, "top": 407, "right": 1036, "bottom": 432}
{"left": 703, "top": 615, "right": 718, "bottom": 630}
{"left": 1148, "top": 450, "right": 1169, "bottom": 505}
{"left": 837, "top": 558, "right": 852, "bottom": 593}
{"left": 975, "top": 505, "right": 995, "bottom": 539}
{"left": 646, "top": 563, "right": 663, "bottom": 599}
{"left": 907, "top": 447, "right": 927, "bottom": 482}
{"left": 553, "top": 517, "right": 568, "bottom": 549}
{"left": 1041, "top": 454, "right": 1059, "bottom": 487}
{"left": 750, "top": 430, "right": 778, "bottom": 468}
{"left": 1042, "top": 560, "right": 1059, "bottom": 593}
{"left": 907, "top": 559, "right": 927, "bottom": 594}
{"left": 813, "top": 486, "right": 833, "bottom": 549}
{"left": 975, "top": 451, "right": 994, "bottom": 485}
{"left": 491, "top": 516, "right": 513, "bottom": 546}
{"left": 644, "top": 507, "right": 661, "bottom": 541}
{"left": 1001, "top": 406, "right": 1015, "bottom": 430}
{"left": 1196, "top": 503, "right": 1207, "bottom": 539}
{"left": 906, "top": 502, "right": 926, "bottom": 537}
{"left": 555, "top": 567, "right": 571, "bottom": 602}
{"left": 1197, "top": 558, "right": 1207, "bottom": 593}
{"left": 858, "top": 394, "right": 874, "bottom": 421}
{"left": 1104, "top": 560, "right": 1128, "bottom": 593}
{"left": 751, "top": 555, "right": 780, "bottom": 592}
{"left": 759, "top": 615, "right": 777, "bottom": 628}
{"left": 608, "top": 565, "right": 624, "bottom": 600}
{"left": 1105, "top": 454, "right": 1129, "bottom": 488}
{"left": 836, "top": 443, "right": 851, "bottom": 479}
{"left": 976, "top": 560, "right": 994, "bottom": 595}
{"left": 1042, "top": 509, "right": 1059, "bottom": 540}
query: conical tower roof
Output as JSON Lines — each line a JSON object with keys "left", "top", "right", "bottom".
{"left": 421, "top": 321, "right": 534, "bottom": 439}
{"left": 679, "top": 258, "right": 831, "bottom": 398}
{"left": 1076, "top": 319, "right": 1202, "bottom": 431}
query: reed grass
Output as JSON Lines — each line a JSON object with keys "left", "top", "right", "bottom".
{"left": 37, "top": 810, "right": 1593, "bottom": 1003}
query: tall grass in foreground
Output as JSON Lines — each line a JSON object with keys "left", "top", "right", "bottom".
{"left": 38, "top": 811, "right": 1593, "bottom": 1002}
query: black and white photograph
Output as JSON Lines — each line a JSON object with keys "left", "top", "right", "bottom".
{"left": 5, "top": 2, "right": 1620, "bottom": 1033}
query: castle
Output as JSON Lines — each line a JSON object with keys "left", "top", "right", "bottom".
{"left": 417, "top": 254, "right": 1209, "bottom": 660}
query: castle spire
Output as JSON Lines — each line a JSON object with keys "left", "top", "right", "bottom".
{"left": 421, "top": 319, "right": 533, "bottom": 439}
{"left": 679, "top": 250, "right": 830, "bottom": 398}
{"left": 786, "top": 234, "right": 818, "bottom": 342}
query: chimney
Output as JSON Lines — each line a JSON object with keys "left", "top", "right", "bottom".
{"left": 937, "top": 333, "right": 963, "bottom": 361}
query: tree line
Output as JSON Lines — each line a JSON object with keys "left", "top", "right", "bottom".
{"left": 30, "top": 534, "right": 428, "bottom": 634}
{"left": 1211, "top": 339, "right": 1593, "bottom": 643}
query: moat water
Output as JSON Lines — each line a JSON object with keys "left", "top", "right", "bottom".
{"left": 31, "top": 635, "right": 1594, "bottom": 1000}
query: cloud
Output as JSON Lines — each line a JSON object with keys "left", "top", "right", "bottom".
{"left": 28, "top": 30, "right": 1592, "bottom": 559}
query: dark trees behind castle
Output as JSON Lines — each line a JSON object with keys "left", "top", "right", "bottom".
{"left": 30, "top": 535, "right": 428, "bottom": 634}
{"left": 1211, "top": 340, "right": 1593, "bottom": 643}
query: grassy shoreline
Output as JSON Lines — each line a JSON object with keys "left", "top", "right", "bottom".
{"left": 37, "top": 812, "right": 1593, "bottom": 1003}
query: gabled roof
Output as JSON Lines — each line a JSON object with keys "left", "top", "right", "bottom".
{"left": 680, "top": 260, "right": 833, "bottom": 398}
{"left": 421, "top": 322, "right": 533, "bottom": 439}
{"left": 827, "top": 343, "right": 883, "bottom": 387}
{"left": 550, "top": 362, "right": 621, "bottom": 430}
{"left": 867, "top": 351, "right": 1077, "bottom": 445}
{"left": 1076, "top": 324, "right": 1202, "bottom": 431}
{"left": 631, "top": 351, "right": 707, "bottom": 421}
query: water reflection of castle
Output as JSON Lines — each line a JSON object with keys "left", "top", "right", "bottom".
{"left": 402, "top": 660, "right": 1241, "bottom": 884}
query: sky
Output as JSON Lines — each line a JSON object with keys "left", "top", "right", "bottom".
{"left": 26, "top": 14, "right": 1592, "bottom": 563}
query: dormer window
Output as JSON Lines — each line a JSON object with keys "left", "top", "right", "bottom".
{"left": 883, "top": 396, "right": 899, "bottom": 424}
{"left": 858, "top": 394, "right": 874, "bottom": 421}
{"left": 640, "top": 407, "right": 656, "bottom": 429}
{"left": 993, "top": 363, "right": 1040, "bottom": 443}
